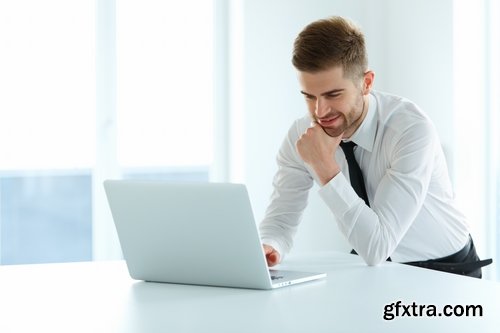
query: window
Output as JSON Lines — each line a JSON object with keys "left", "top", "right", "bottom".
{"left": 0, "top": 172, "right": 92, "bottom": 264}
{"left": 0, "top": 0, "right": 215, "bottom": 264}
{"left": 116, "top": 0, "right": 214, "bottom": 170}
{"left": 453, "top": 0, "right": 499, "bottom": 280}
{"left": 487, "top": 0, "right": 500, "bottom": 281}
{"left": 0, "top": 0, "right": 95, "bottom": 264}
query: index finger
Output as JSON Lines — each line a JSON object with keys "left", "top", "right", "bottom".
{"left": 262, "top": 244, "right": 274, "bottom": 254}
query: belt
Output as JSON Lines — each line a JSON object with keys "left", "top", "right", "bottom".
{"left": 405, "top": 259, "right": 493, "bottom": 275}
{"left": 404, "top": 236, "right": 493, "bottom": 275}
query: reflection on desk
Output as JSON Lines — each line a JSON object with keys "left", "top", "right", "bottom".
{"left": 0, "top": 251, "right": 499, "bottom": 333}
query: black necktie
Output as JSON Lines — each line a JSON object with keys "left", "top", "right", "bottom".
{"left": 339, "top": 141, "right": 370, "bottom": 206}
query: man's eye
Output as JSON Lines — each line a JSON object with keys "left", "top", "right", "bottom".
{"left": 326, "top": 94, "right": 340, "bottom": 98}
{"left": 304, "top": 95, "right": 315, "bottom": 100}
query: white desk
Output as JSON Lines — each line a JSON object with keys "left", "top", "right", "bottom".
{"left": 1, "top": 252, "right": 498, "bottom": 333}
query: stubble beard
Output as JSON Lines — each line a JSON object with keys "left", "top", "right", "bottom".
{"left": 318, "top": 94, "right": 366, "bottom": 139}
{"left": 320, "top": 116, "right": 347, "bottom": 138}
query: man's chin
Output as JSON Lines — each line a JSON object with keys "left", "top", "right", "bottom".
{"left": 321, "top": 126, "right": 343, "bottom": 138}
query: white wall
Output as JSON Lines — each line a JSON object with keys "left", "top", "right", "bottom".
{"left": 233, "top": 0, "right": 454, "bottom": 256}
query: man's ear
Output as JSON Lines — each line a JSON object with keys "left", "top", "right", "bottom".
{"left": 363, "top": 70, "right": 375, "bottom": 95}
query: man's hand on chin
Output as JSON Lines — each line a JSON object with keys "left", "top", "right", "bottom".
{"left": 296, "top": 122, "right": 342, "bottom": 185}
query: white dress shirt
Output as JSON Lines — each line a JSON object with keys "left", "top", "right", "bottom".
{"left": 259, "top": 90, "right": 470, "bottom": 265}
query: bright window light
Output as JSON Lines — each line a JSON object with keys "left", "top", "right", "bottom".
{"left": 0, "top": 0, "right": 95, "bottom": 265}
{"left": 116, "top": 0, "right": 214, "bottom": 168}
{"left": 0, "top": 1, "right": 95, "bottom": 170}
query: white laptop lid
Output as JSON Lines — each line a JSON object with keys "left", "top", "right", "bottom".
{"left": 103, "top": 180, "right": 325, "bottom": 289}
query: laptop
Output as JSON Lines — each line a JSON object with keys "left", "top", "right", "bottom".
{"left": 103, "top": 180, "right": 326, "bottom": 289}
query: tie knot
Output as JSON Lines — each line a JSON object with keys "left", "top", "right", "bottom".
{"left": 340, "top": 141, "right": 357, "bottom": 154}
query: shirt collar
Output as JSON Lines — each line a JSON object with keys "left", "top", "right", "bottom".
{"left": 346, "top": 93, "right": 377, "bottom": 152}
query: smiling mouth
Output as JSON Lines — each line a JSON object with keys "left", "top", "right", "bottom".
{"left": 318, "top": 114, "right": 341, "bottom": 127}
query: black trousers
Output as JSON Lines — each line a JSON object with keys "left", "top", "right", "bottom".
{"left": 351, "top": 235, "right": 493, "bottom": 278}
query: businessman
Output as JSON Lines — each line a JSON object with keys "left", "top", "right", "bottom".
{"left": 259, "top": 16, "right": 491, "bottom": 278}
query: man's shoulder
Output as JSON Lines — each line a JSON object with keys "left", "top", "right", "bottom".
{"left": 372, "top": 91, "right": 437, "bottom": 146}
{"left": 373, "top": 90, "right": 431, "bottom": 127}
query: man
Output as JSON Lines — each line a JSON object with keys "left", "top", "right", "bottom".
{"left": 259, "top": 16, "right": 491, "bottom": 278}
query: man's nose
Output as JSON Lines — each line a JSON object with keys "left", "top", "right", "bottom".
{"left": 315, "top": 98, "right": 330, "bottom": 118}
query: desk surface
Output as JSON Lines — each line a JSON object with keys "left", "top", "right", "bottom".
{"left": 0, "top": 252, "right": 499, "bottom": 333}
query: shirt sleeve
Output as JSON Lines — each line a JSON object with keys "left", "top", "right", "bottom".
{"left": 319, "top": 118, "right": 437, "bottom": 265}
{"left": 259, "top": 120, "right": 314, "bottom": 257}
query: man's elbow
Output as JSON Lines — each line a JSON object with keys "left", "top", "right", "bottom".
{"left": 362, "top": 253, "right": 390, "bottom": 266}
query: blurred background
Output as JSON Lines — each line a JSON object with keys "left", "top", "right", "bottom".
{"left": 0, "top": 0, "right": 498, "bottom": 280}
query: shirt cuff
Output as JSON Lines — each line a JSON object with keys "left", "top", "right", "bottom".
{"left": 318, "top": 171, "right": 362, "bottom": 219}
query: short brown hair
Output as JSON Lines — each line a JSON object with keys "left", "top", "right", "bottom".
{"left": 292, "top": 16, "right": 367, "bottom": 79}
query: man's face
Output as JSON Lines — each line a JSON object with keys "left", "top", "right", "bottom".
{"left": 298, "top": 66, "right": 370, "bottom": 138}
